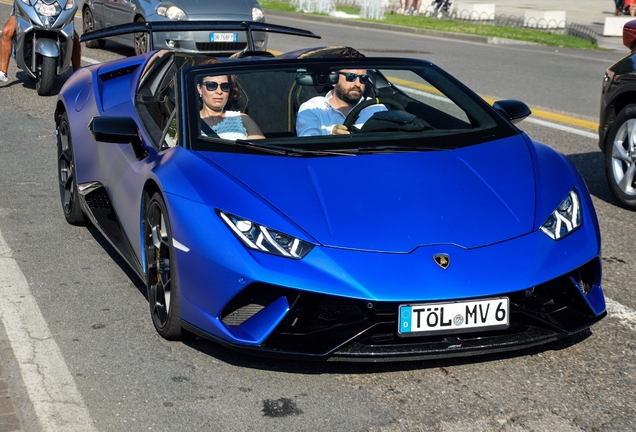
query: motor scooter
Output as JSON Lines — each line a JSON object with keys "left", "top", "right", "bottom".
{"left": 12, "top": 0, "right": 77, "bottom": 95}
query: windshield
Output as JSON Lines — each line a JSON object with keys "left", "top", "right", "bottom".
{"left": 184, "top": 58, "right": 519, "bottom": 155}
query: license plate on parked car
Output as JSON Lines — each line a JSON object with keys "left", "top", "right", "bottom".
{"left": 211, "top": 32, "right": 238, "bottom": 42}
{"left": 398, "top": 297, "right": 509, "bottom": 337}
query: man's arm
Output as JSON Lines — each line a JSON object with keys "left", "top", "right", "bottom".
{"left": 296, "top": 106, "right": 324, "bottom": 137}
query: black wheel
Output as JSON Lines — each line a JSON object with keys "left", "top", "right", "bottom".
{"left": 144, "top": 193, "right": 182, "bottom": 340}
{"left": 57, "top": 112, "right": 85, "bottom": 225}
{"left": 36, "top": 56, "right": 55, "bottom": 96}
{"left": 134, "top": 18, "right": 148, "bottom": 55}
{"left": 83, "top": 8, "right": 105, "bottom": 49}
{"left": 342, "top": 96, "right": 405, "bottom": 131}
{"left": 605, "top": 104, "right": 636, "bottom": 210}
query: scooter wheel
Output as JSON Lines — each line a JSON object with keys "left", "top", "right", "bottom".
{"left": 36, "top": 56, "right": 55, "bottom": 96}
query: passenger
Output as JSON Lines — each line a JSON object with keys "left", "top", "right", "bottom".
{"left": 197, "top": 72, "right": 264, "bottom": 140}
{"left": 295, "top": 68, "right": 387, "bottom": 136}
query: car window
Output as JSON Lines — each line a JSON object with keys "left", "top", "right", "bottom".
{"left": 161, "top": 110, "right": 178, "bottom": 149}
{"left": 136, "top": 52, "right": 179, "bottom": 149}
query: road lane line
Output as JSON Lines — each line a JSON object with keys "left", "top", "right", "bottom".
{"left": 525, "top": 117, "right": 599, "bottom": 139}
{"left": 81, "top": 56, "right": 102, "bottom": 65}
{"left": 0, "top": 231, "right": 96, "bottom": 432}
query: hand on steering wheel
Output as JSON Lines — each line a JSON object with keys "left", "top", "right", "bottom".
{"left": 342, "top": 96, "right": 405, "bottom": 132}
{"left": 331, "top": 125, "right": 351, "bottom": 135}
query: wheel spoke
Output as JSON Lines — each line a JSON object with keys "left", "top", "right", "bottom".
{"left": 612, "top": 133, "right": 630, "bottom": 163}
{"left": 627, "top": 118, "right": 636, "bottom": 150}
{"left": 619, "top": 163, "right": 636, "bottom": 193}
{"left": 62, "top": 183, "right": 73, "bottom": 211}
{"left": 146, "top": 200, "right": 173, "bottom": 328}
{"left": 150, "top": 281, "right": 168, "bottom": 325}
{"left": 57, "top": 121, "right": 77, "bottom": 216}
{"left": 144, "top": 195, "right": 179, "bottom": 338}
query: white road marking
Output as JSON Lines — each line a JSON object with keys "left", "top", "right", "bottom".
{"left": 406, "top": 86, "right": 598, "bottom": 139}
{"left": 0, "top": 230, "right": 96, "bottom": 432}
{"left": 525, "top": 117, "right": 599, "bottom": 139}
{"left": 81, "top": 56, "right": 101, "bottom": 65}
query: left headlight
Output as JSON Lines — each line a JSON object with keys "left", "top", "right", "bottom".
{"left": 157, "top": 4, "right": 187, "bottom": 20}
{"left": 219, "top": 211, "right": 314, "bottom": 259}
{"left": 252, "top": 6, "right": 265, "bottom": 21}
{"left": 540, "top": 189, "right": 582, "bottom": 240}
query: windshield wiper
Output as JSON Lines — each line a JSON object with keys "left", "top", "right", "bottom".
{"left": 199, "top": 135, "right": 354, "bottom": 156}
{"left": 356, "top": 145, "right": 446, "bottom": 153}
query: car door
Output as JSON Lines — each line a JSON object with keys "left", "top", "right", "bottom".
{"left": 103, "top": 0, "right": 137, "bottom": 28}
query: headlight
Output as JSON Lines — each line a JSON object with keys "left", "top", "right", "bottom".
{"left": 35, "top": 0, "right": 61, "bottom": 17}
{"left": 252, "top": 7, "right": 265, "bottom": 21}
{"left": 157, "top": 5, "right": 187, "bottom": 20}
{"left": 540, "top": 189, "right": 582, "bottom": 240}
{"left": 219, "top": 211, "right": 314, "bottom": 259}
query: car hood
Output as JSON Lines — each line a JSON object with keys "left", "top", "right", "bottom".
{"left": 200, "top": 135, "right": 536, "bottom": 253}
{"left": 171, "top": 0, "right": 259, "bottom": 18}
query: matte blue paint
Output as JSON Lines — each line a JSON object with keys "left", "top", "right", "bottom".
{"left": 56, "top": 49, "right": 606, "bottom": 356}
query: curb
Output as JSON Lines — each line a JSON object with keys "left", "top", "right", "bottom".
{"left": 266, "top": 9, "right": 561, "bottom": 47}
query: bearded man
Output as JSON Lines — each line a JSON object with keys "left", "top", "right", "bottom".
{"left": 296, "top": 68, "right": 387, "bottom": 136}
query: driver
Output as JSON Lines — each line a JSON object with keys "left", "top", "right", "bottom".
{"left": 1, "top": 4, "right": 81, "bottom": 83}
{"left": 296, "top": 68, "right": 387, "bottom": 136}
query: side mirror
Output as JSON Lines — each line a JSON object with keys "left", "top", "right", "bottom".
{"left": 89, "top": 116, "right": 147, "bottom": 160}
{"left": 493, "top": 99, "right": 531, "bottom": 125}
{"left": 624, "top": 19, "right": 636, "bottom": 51}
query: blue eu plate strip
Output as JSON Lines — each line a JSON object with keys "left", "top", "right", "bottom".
{"left": 400, "top": 306, "right": 412, "bottom": 333}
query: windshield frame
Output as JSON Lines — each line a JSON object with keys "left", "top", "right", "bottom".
{"left": 183, "top": 56, "right": 521, "bottom": 155}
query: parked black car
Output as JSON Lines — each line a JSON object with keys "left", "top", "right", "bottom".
{"left": 599, "top": 20, "right": 636, "bottom": 210}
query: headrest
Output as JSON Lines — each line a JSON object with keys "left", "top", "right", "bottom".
{"left": 295, "top": 71, "right": 338, "bottom": 87}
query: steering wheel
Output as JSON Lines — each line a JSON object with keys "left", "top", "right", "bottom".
{"left": 342, "top": 96, "right": 405, "bottom": 132}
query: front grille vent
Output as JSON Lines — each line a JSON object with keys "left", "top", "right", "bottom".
{"left": 222, "top": 304, "right": 264, "bottom": 326}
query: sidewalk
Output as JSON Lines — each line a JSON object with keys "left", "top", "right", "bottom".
{"left": 461, "top": 0, "right": 627, "bottom": 50}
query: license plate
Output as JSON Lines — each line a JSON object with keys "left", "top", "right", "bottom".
{"left": 211, "top": 32, "right": 237, "bottom": 42}
{"left": 398, "top": 297, "right": 509, "bottom": 337}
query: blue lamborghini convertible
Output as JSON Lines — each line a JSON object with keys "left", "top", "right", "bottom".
{"left": 55, "top": 22, "right": 606, "bottom": 361}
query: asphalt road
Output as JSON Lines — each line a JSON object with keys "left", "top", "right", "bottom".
{"left": 1, "top": 7, "right": 636, "bottom": 432}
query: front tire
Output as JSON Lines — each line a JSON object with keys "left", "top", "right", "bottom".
{"left": 144, "top": 193, "right": 182, "bottom": 340}
{"left": 605, "top": 104, "right": 636, "bottom": 210}
{"left": 57, "top": 112, "right": 85, "bottom": 225}
{"left": 36, "top": 56, "right": 55, "bottom": 96}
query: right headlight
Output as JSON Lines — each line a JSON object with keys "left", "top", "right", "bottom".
{"left": 252, "top": 7, "right": 265, "bottom": 21}
{"left": 219, "top": 211, "right": 314, "bottom": 259}
{"left": 540, "top": 188, "right": 582, "bottom": 240}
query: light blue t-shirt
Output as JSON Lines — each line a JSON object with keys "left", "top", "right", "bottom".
{"left": 296, "top": 90, "right": 387, "bottom": 136}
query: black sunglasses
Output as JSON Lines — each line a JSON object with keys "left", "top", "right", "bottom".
{"left": 203, "top": 81, "right": 232, "bottom": 92}
{"left": 337, "top": 72, "right": 369, "bottom": 84}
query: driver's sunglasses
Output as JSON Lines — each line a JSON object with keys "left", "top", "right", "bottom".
{"left": 337, "top": 72, "right": 370, "bottom": 84}
{"left": 203, "top": 81, "right": 231, "bottom": 92}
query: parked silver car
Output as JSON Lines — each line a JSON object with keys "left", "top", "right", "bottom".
{"left": 82, "top": 0, "right": 267, "bottom": 55}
